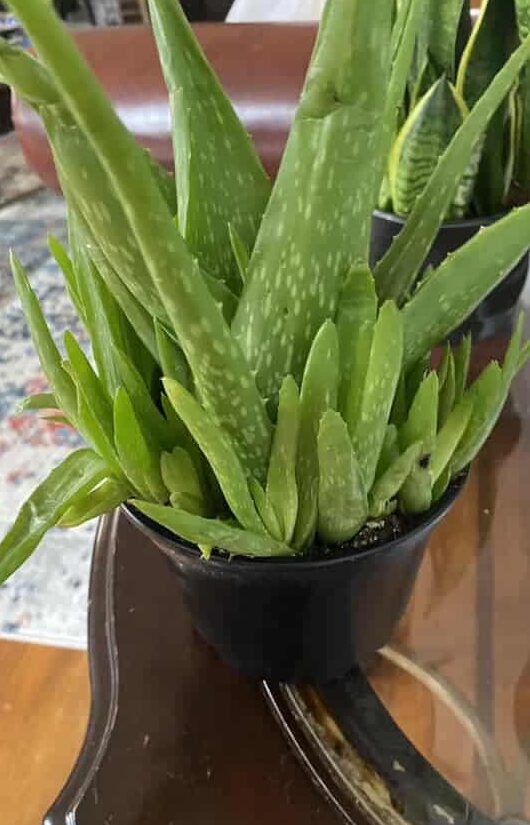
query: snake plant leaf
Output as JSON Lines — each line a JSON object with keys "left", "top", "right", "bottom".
{"left": 430, "top": 396, "right": 473, "bottom": 483}
{"left": 337, "top": 265, "right": 377, "bottom": 418}
{"left": 11, "top": 0, "right": 272, "bottom": 480}
{"left": 369, "top": 441, "right": 422, "bottom": 518}
{"left": 249, "top": 479, "right": 283, "bottom": 542}
{"left": 317, "top": 410, "right": 368, "bottom": 545}
{"left": 375, "top": 424, "right": 400, "bottom": 479}
{"left": 228, "top": 223, "right": 250, "bottom": 290}
{"left": 400, "top": 370, "right": 439, "bottom": 455}
{"left": 266, "top": 375, "right": 300, "bottom": 544}
{"left": 155, "top": 320, "right": 191, "bottom": 388}
{"left": 163, "top": 378, "right": 265, "bottom": 534}
{"left": 426, "top": 0, "right": 468, "bottom": 78}
{"left": 438, "top": 346, "right": 456, "bottom": 428}
{"left": 457, "top": 0, "right": 518, "bottom": 214}
{"left": 132, "top": 501, "right": 291, "bottom": 559}
{"left": 454, "top": 334, "right": 472, "bottom": 401}
{"left": 350, "top": 302, "right": 403, "bottom": 491}
{"left": 19, "top": 392, "right": 58, "bottom": 413}
{"left": 294, "top": 321, "right": 339, "bottom": 551}
{"left": 113, "top": 387, "right": 168, "bottom": 502}
{"left": 375, "top": 32, "right": 530, "bottom": 303}
{"left": 149, "top": 0, "right": 270, "bottom": 294}
{"left": 389, "top": 78, "right": 466, "bottom": 218}
{"left": 232, "top": 0, "right": 393, "bottom": 401}
{"left": 0, "top": 449, "right": 109, "bottom": 583}
{"left": 58, "top": 478, "right": 131, "bottom": 528}
{"left": 11, "top": 253, "right": 77, "bottom": 422}
{"left": 402, "top": 204, "right": 530, "bottom": 367}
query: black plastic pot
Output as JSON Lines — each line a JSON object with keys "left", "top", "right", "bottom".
{"left": 124, "top": 479, "right": 465, "bottom": 684}
{"left": 371, "top": 210, "right": 529, "bottom": 341}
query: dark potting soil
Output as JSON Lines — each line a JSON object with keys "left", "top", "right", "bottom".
{"left": 312, "top": 511, "right": 415, "bottom": 560}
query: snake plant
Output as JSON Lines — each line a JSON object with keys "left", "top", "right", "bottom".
{"left": 1, "top": 0, "right": 530, "bottom": 581}
{"left": 384, "top": 0, "right": 530, "bottom": 218}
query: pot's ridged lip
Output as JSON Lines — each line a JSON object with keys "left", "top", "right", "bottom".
{"left": 372, "top": 208, "right": 508, "bottom": 231}
{"left": 122, "top": 473, "right": 468, "bottom": 572}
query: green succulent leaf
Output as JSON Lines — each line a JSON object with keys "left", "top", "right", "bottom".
{"left": 160, "top": 447, "right": 203, "bottom": 500}
{"left": 58, "top": 478, "right": 131, "bottom": 528}
{"left": 0, "top": 449, "right": 109, "bottom": 582}
{"left": 317, "top": 410, "right": 368, "bottom": 545}
{"left": 400, "top": 370, "right": 438, "bottom": 455}
{"left": 113, "top": 387, "right": 167, "bottom": 502}
{"left": 426, "top": 0, "right": 468, "bottom": 78}
{"left": 266, "top": 375, "right": 300, "bottom": 544}
{"left": 375, "top": 424, "right": 400, "bottom": 479}
{"left": 64, "top": 331, "right": 113, "bottom": 437}
{"left": 19, "top": 392, "right": 58, "bottom": 413}
{"left": 337, "top": 265, "right": 377, "bottom": 419}
{"left": 430, "top": 396, "right": 473, "bottom": 483}
{"left": 228, "top": 223, "right": 250, "bottom": 290}
{"left": 454, "top": 334, "right": 472, "bottom": 401}
{"left": 132, "top": 501, "right": 291, "bottom": 558}
{"left": 370, "top": 441, "right": 422, "bottom": 518}
{"left": 249, "top": 479, "right": 283, "bottom": 542}
{"left": 438, "top": 346, "right": 456, "bottom": 428}
{"left": 155, "top": 320, "right": 191, "bottom": 388}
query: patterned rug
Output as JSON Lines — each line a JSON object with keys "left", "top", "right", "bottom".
{"left": 0, "top": 135, "right": 94, "bottom": 649}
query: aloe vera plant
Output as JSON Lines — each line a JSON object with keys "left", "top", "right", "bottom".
{"left": 384, "top": 0, "right": 530, "bottom": 218}
{"left": 0, "top": 0, "right": 529, "bottom": 582}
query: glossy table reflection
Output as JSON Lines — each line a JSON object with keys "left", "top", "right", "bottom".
{"left": 45, "top": 340, "right": 530, "bottom": 825}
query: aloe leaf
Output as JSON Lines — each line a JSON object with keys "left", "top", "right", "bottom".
{"left": 454, "top": 334, "right": 472, "bottom": 400}
{"left": 515, "top": 1, "right": 530, "bottom": 189}
{"left": 155, "top": 320, "right": 191, "bottom": 388}
{"left": 19, "top": 392, "right": 57, "bottom": 413}
{"left": 337, "top": 265, "right": 377, "bottom": 418}
{"left": 402, "top": 204, "right": 530, "bottom": 367}
{"left": 399, "top": 464, "right": 432, "bottom": 513}
{"left": 64, "top": 331, "right": 113, "bottom": 436}
{"left": 249, "top": 479, "right": 283, "bottom": 542}
{"left": 58, "top": 478, "right": 131, "bottom": 528}
{"left": 10, "top": 0, "right": 271, "bottom": 480}
{"left": 70, "top": 383, "right": 122, "bottom": 476}
{"left": 430, "top": 396, "right": 473, "bottom": 483}
{"left": 132, "top": 501, "right": 291, "bottom": 559}
{"left": 317, "top": 410, "right": 368, "bottom": 545}
{"left": 232, "top": 0, "right": 393, "bottom": 400}
{"left": 113, "top": 347, "right": 173, "bottom": 451}
{"left": 228, "top": 223, "right": 249, "bottom": 289}
{"left": 0, "top": 449, "right": 109, "bottom": 582}
{"left": 350, "top": 302, "right": 403, "bottom": 491}
{"left": 456, "top": 0, "right": 518, "bottom": 214}
{"left": 426, "top": 0, "right": 467, "bottom": 78}
{"left": 438, "top": 347, "right": 456, "bottom": 427}
{"left": 293, "top": 321, "right": 339, "bottom": 551}
{"left": 113, "top": 387, "right": 167, "bottom": 502}
{"left": 169, "top": 492, "right": 207, "bottom": 517}
{"left": 389, "top": 78, "right": 465, "bottom": 217}
{"left": 163, "top": 378, "right": 265, "bottom": 534}
{"left": 400, "top": 370, "right": 439, "bottom": 455}
{"left": 11, "top": 253, "right": 77, "bottom": 421}
{"left": 375, "top": 33, "right": 530, "bottom": 302}
{"left": 266, "top": 375, "right": 300, "bottom": 544}
{"left": 0, "top": 37, "right": 57, "bottom": 105}
{"left": 202, "top": 272, "right": 238, "bottom": 323}
{"left": 160, "top": 447, "right": 203, "bottom": 500}
{"left": 48, "top": 234, "right": 85, "bottom": 324}
{"left": 149, "top": 0, "right": 270, "bottom": 294}
{"left": 375, "top": 424, "right": 400, "bottom": 479}
{"left": 369, "top": 441, "right": 422, "bottom": 518}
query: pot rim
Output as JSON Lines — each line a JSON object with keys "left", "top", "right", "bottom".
{"left": 372, "top": 207, "right": 509, "bottom": 232}
{"left": 122, "top": 472, "right": 467, "bottom": 572}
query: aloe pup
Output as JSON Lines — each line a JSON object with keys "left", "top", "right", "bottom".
{"left": 0, "top": 0, "right": 529, "bottom": 588}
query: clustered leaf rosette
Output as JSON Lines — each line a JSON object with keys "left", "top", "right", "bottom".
{"left": 384, "top": 0, "right": 530, "bottom": 219}
{"left": 1, "top": 0, "right": 530, "bottom": 581}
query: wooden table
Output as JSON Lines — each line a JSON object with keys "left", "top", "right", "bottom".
{"left": 42, "top": 344, "right": 530, "bottom": 824}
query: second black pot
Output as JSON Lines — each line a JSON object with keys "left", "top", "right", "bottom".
{"left": 371, "top": 210, "right": 529, "bottom": 341}
{"left": 124, "top": 478, "right": 465, "bottom": 684}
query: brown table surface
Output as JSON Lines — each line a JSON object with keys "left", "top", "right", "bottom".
{"left": 45, "top": 338, "right": 530, "bottom": 825}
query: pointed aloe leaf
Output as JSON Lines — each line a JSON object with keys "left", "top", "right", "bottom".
{"left": 451, "top": 362, "right": 503, "bottom": 474}
{"left": 11, "top": 252, "right": 76, "bottom": 421}
{"left": 249, "top": 479, "right": 283, "bottom": 543}
{"left": 370, "top": 442, "right": 422, "bottom": 518}
{"left": 425, "top": 0, "right": 467, "bottom": 78}
{"left": 293, "top": 321, "right": 339, "bottom": 551}
{"left": 389, "top": 78, "right": 465, "bottom": 217}
{"left": 163, "top": 378, "right": 264, "bottom": 534}
{"left": 49, "top": 234, "right": 85, "bottom": 324}
{"left": 19, "top": 392, "right": 57, "bottom": 413}
{"left": 438, "top": 347, "right": 456, "bottom": 428}
{"left": 149, "top": 0, "right": 270, "bottom": 294}
{"left": 456, "top": 0, "right": 518, "bottom": 214}
{"left": 266, "top": 375, "right": 300, "bottom": 544}
{"left": 228, "top": 223, "right": 249, "bottom": 290}
{"left": 375, "top": 33, "right": 530, "bottom": 302}
{"left": 58, "top": 478, "right": 131, "bottom": 528}
{"left": 113, "top": 387, "right": 167, "bottom": 502}
{"left": 400, "top": 370, "right": 439, "bottom": 455}
{"left": 375, "top": 424, "right": 400, "bottom": 480}
{"left": 0, "top": 37, "right": 57, "bottom": 105}
{"left": 10, "top": 0, "right": 271, "bottom": 480}
{"left": 155, "top": 320, "right": 191, "bottom": 388}
{"left": 169, "top": 492, "right": 207, "bottom": 517}
{"left": 132, "top": 501, "right": 291, "bottom": 559}
{"left": 402, "top": 204, "right": 530, "bottom": 367}
{"left": 317, "top": 411, "right": 368, "bottom": 545}
{"left": 232, "top": 0, "right": 393, "bottom": 400}
{"left": 430, "top": 397, "right": 473, "bottom": 483}
{"left": 336, "top": 265, "right": 377, "bottom": 417}
{"left": 399, "top": 464, "right": 432, "bottom": 514}
{"left": 350, "top": 302, "right": 403, "bottom": 491}
{"left": 432, "top": 464, "right": 452, "bottom": 502}
{"left": 64, "top": 331, "right": 113, "bottom": 437}
{"left": 161, "top": 447, "right": 203, "bottom": 500}
{"left": 0, "top": 449, "right": 109, "bottom": 583}
{"left": 515, "top": 1, "right": 530, "bottom": 189}
{"left": 202, "top": 272, "right": 238, "bottom": 323}
{"left": 454, "top": 334, "right": 472, "bottom": 401}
